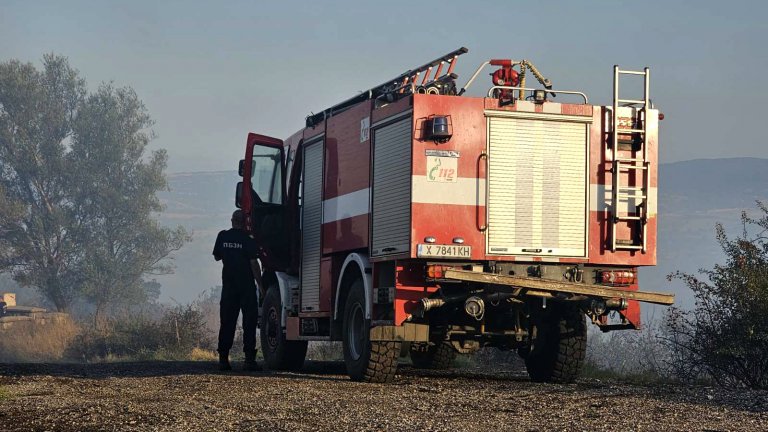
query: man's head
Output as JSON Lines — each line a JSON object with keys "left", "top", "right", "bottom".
{"left": 231, "top": 209, "right": 245, "bottom": 229}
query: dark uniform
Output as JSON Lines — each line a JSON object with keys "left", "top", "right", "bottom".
{"left": 212, "top": 228, "right": 260, "bottom": 357}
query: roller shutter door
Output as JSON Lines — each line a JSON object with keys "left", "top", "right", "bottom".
{"left": 371, "top": 118, "right": 412, "bottom": 256}
{"left": 487, "top": 116, "right": 588, "bottom": 257}
{"left": 301, "top": 141, "right": 323, "bottom": 311}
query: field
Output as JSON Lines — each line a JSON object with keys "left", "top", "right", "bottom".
{"left": 0, "top": 361, "right": 766, "bottom": 431}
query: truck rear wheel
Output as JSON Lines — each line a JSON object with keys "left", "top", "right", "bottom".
{"left": 524, "top": 303, "right": 586, "bottom": 383}
{"left": 409, "top": 341, "right": 457, "bottom": 369}
{"left": 260, "top": 285, "right": 307, "bottom": 371}
{"left": 342, "top": 279, "right": 400, "bottom": 383}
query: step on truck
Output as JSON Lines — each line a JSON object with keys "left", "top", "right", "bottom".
{"left": 235, "top": 47, "right": 674, "bottom": 383}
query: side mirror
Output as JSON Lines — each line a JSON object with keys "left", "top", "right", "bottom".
{"left": 235, "top": 181, "right": 243, "bottom": 209}
{"left": 238, "top": 159, "right": 245, "bottom": 177}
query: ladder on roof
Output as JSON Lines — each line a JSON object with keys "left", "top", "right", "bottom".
{"left": 609, "top": 66, "right": 651, "bottom": 252}
{"left": 306, "top": 47, "right": 469, "bottom": 127}
{"left": 396, "top": 47, "right": 468, "bottom": 94}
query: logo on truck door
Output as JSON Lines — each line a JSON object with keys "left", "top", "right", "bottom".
{"left": 427, "top": 156, "right": 457, "bottom": 183}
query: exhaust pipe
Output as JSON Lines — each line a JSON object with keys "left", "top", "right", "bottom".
{"left": 413, "top": 297, "right": 446, "bottom": 318}
{"left": 421, "top": 298, "right": 446, "bottom": 312}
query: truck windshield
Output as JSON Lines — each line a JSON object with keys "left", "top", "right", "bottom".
{"left": 252, "top": 146, "right": 282, "bottom": 205}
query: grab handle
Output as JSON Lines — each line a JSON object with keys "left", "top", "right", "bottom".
{"left": 477, "top": 151, "right": 488, "bottom": 232}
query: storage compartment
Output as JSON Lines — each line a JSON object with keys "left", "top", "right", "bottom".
{"left": 371, "top": 117, "right": 412, "bottom": 256}
{"left": 301, "top": 140, "right": 324, "bottom": 311}
{"left": 486, "top": 114, "right": 590, "bottom": 257}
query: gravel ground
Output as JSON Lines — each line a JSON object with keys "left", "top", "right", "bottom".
{"left": 0, "top": 361, "right": 766, "bottom": 432}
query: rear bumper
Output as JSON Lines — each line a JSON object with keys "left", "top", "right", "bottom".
{"left": 443, "top": 269, "right": 674, "bottom": 305}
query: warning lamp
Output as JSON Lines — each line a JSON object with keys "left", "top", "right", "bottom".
{"left": 426, "top": 265, "right": 445, "bottom": 279}
{"left": 600, "top": 270, "right": 636, "bottom": 286}
{"left": 533, "top": 89, "right": 547, "bottom": 103}
{"left": 432, "top": 117, "right": 450, "bottom": 136}
{"left": 426, "top": 264, "right": 458, "bottom": 279}
{"left": 425, "top": 115, "right": 453, "bottom": 142}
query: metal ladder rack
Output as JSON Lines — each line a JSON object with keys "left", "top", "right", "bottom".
{"left": 610, "top": 66, "right": 650, "bottom": 252}
{"left": 305, "top": 47, "right": 468, "bottom": 127}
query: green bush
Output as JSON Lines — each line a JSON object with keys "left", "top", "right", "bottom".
{"left": 665, "top": 203, "right": 768, "bottom": 389}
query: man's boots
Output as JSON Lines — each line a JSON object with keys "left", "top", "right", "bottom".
{"left": 244, "top": 351, "right": 261, "bottom": 371}
{"left": 218, "top": 352, "right": 232, "bottom": 371}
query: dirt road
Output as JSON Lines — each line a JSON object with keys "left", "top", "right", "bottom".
{"left": 0, "top": 361, "right": 766, "bottom": 431}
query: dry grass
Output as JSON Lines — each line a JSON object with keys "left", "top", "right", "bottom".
{"left": 0, "top": 314, "right": 78, "bottom": 362}
{"left": 189, "top": 347, "right": 217, "bottom": 361}
{"left": 0, "top": 386, "right": 9, "bottom": 401}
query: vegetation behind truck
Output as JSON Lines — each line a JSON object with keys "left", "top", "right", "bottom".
{"left": 235, "top": 47, "right": 674, "bottom": 383}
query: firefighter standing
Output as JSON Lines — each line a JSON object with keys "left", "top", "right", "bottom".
{"left": 212, "top": 209, "right": 263, "bottom": 371}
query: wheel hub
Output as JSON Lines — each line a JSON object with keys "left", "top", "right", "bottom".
{"left": 347, "top": 303, "right": 365, "bottom": 361}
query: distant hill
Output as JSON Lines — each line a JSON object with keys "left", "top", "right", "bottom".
{"left": 159, "top": 171, "right": 239, "bottom": 231}
{"left": 154, "top": 158, "right": 768, "bottom": 310}
{"left": 660, "top": 158, "right": 768, "bottom": 212}
{"left": 155, "top": 171, "right": 240, "bottom": 302}
{"left": 650, "top": 157, "right": 768, "bottom": 307}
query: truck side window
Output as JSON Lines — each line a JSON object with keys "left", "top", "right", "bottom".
{"left": 252, "top": 146, "right": 283, "bottom": 205}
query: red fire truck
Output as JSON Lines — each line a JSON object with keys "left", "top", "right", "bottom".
{"left": 235, "top": 47, "right": 673, "bottom": 383}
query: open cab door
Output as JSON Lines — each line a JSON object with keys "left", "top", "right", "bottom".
{"left": 236, "top": 133, "right": 288, "bottom": 269}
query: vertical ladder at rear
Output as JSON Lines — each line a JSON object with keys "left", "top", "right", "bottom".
{"left": 610, "top": 66, "right": 651, "bottom": 252}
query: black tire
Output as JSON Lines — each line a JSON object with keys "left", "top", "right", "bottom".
{"left": 409, "top": 341, "right": 457, "bottom": 369}
{"left": 260, "top": 285, "right": 308, "bottom": 371}
{"left": 342, "top": 279, "right": 400, "bottom": 383}
{"left": 524, "top": 303, "right": 586, "bottom": 384}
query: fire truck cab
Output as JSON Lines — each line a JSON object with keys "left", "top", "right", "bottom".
{"left": 236, "top": 47, "right": 673, "bottom": 383}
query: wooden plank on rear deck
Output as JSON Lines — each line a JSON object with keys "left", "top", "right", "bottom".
{"left": 443, "top": 269, "right": 675, "bottom": 305}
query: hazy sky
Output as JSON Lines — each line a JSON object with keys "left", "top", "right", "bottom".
{"left": 2, "top": 0, "right": 766, "bottom": 173}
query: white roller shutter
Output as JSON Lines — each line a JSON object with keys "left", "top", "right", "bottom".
{"left": 371, "top": 117, "right": 412, "bottom": 256}
{"left": 301, "top": 141, "right": 323, "bottom": 311}
{"left": 487, "top": 115, "right": 589, "bottom": 257}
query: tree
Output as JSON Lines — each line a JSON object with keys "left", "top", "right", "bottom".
{"left": 68, "top": 83, "right": 188, "bottom": 324}
{"left": 142, "top": 279, "right": 162, "bottom": 304}
{"left": 0, "top": 55, "right": 85, "bottom": 311}
{"left": 665, "top": 202, "right": 768, "bottom": 389}
{"left": 0, "top": 55, "right": 189, "bottom": 316}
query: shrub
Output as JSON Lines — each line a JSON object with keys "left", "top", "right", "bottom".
{"left": 664, "top": 203, "right": 768, "bottom": 389}
{"left": 68, "top": 303, "right": 213, "bottom": 361}
{"left": 162, "top": 304, "right": 211, "bottom": 352}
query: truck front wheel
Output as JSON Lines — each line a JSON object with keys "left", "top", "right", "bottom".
{"left": 524, "top": 303, "right": 586, "bottom": 383}
{"left": 342, "top": 279, "right": 400, "bottom": 383}
{"left": 260, "top": 285, "right": 307, "bottom": 371}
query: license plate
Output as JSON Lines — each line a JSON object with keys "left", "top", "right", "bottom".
{"left": 417, "top": 244, "right": 471, "bottom": 259}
